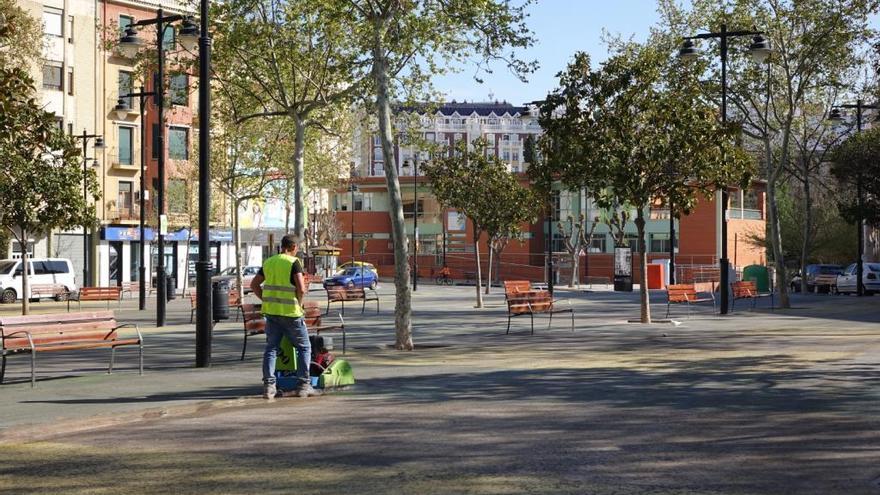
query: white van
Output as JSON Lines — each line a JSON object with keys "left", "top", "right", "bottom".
{"left": 0, "top": 258, "right": 77, "bottom": 303}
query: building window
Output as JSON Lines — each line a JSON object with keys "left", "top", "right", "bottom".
{"left": 67, "top": 122, "right": 73, "bottom": 135}
{"left": 118, "top": 181, "right": 133, "bottom": 214}
{"left": 66, "top": 66, "right": 74, "bottom": 95}
{"left": 162, "top": 25, "right": 175, "bottom": 50}
{"left": 67, "top": 15, "right": 74, "bottom": 43}
{"left": 118, "top": 71, "right": 133, "bottom": 108}
{"left": 170, "top": 73, "right": 188, "bottom": 106}
{"left": 54, "top": 117, "right": 63, "bottom": 132}
{"left": 403, "top": 200, "right": 423, "bottom": 218}
{"left": 118, "top": 126, "right": 134, "bottom": 165}
{"left": 353, "top": 193, "right": 372, "bottom": 211}
{"left": 43, "top": 8, "right": 63, "bottom": 37}
{"left": 42, "top": 61, "right": 63, "bottom": 91}
{"left": 167, "top": 178, "right": 187, "bottom": 213}
{"left": 650, "top": 233, "right": 674, "bottom": 253}
{"left": 623, "top": 234, "right": 642, "bottom": 252}
{"left": 168, "top": 127, "right": 188, "bottom": 160}
{"left": 152, "top": 124, "right": 160, "bottom": 159}
{"left": 588, "top": 236, "right": 607, "bottom": 253}
{"left": 119, "top": 15, "right": 133, "bottom": 34}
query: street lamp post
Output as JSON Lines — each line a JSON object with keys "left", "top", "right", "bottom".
{"left": 116, "top": 88, "right": 156, "bottom": 311}
{"left": 73, "top": 131, "right": 104, "bottom": 288}
{"left": 829, "top": 100, "right": 879, "bottom": 297}
{"left": 402, "top": 160, "right": 419, "bottom": 291}
{"left": 118, "top": 10, "right": 198, "bottom": 328}
{"left": 679, "top": 26, "right": 771, "bottom": 315}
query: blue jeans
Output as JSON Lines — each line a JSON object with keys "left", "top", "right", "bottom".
{"left": 263, "top": 315, "right": 310, "bottom": 388}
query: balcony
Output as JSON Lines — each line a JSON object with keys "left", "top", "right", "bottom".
{"left": 108, "top": 205, "right": 140, "bottom": 222}
{"left": 108, "top": 150, "right": 139, "bottom": 171}
{"left": 729, "top": 208, "right": 763, "bottom": 220}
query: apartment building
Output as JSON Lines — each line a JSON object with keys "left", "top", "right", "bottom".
{"left": 10, "top": 0, "right": 239, "bottom": 292}
{"left": 332, "top": 100, "right": 768, "bottom": 283}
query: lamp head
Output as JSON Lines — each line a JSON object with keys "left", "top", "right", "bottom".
{"left": 92, "top": 159, "right": 100, "bottom": 168}
{"left": 748, "top": 34, "right": 772, "bottom": 64}
{"left": 113, "top": 98, "right": 131, "bottom": 120}
{"left": 93, "top": 137, "right": 105, "bottom": 149}
{"left": 828, "top": 108, "right": 844, "bottom": 122}
{"left": 178, "top": 17, "right": 199, "bottom": 51}
{"left": 118, "top": 25, "right": 143, "bottom": 58}
{"left": 678, "top": 39, "right": 700, "bottom": 60}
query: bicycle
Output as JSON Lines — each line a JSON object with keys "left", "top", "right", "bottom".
{"left": 435, "top": 274, "right": 453, "bottom": 285}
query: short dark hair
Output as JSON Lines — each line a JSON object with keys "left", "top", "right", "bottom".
{"left": 281, "top": 234, "right": 299, "bottom": 251}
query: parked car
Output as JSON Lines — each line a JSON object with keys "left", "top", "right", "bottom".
{"left": 336, "top": 261, "right": 378, "bottom": 277}
{"left": 212, "top": 265, "right": 261, "bottom": 293}
{"left": 324, "top": 266, "right": 378, "bottom": 290}
{"left": 0, "top": 258, "right": 77, "bottom": 303}
{"left": 836, "top": 263, "right": 880, "bottom": 295}
{"left": 790, "top": 264, "right": 843, "bottom": 293}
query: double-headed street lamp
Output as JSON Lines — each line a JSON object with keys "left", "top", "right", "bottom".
{"left": 679, "top": 26, "right": 772, "bottom": 315}
{"left": 118, "top": 10, "right": 198, "bottom": 328}
{"left": 118, "top": 6, "right": 214, "bottom": 368}
{"left": 115, "top": 88, "right": 156, "bottom": 311}
{"left": 829, "top": 100, "right": 879, "bottom": 297}
{"left": 73, "top": 131, "right": 104, "bottom": 288}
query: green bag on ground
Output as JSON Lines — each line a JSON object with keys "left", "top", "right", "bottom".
{"left": 275, "top": 336, "right": 297, "bottom": 371}
{"left": 319, "top": 359, "right": 355, "bottom": 388}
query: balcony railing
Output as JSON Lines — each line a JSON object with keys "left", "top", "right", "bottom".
{"left": 108, "top": 205, "right": 140, "bottom": 221}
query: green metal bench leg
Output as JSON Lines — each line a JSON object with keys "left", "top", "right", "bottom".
{"left": 0, "top": 353, "right": 6, "bottom": 384}
{"left": 109, "top": 346, "right": 115, "bottom": 373}
{"left": 241, "top": 331, "right": 248, "bottom": 361}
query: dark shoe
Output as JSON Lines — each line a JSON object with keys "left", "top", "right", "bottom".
{"left": 295, "top": 384, "right": 322, "bottom": 398}
{"left": 263, "top": 383, "right": 277, "bottom": 400}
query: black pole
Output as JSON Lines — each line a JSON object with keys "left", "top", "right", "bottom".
{"left": 413, "top": 162, "right": 418, "bottom": 291}
{"left": 138, "top": 90, "right": 147, "bottom": 310}
{"left": 155, "top": 8, "right": 167, "bottom": 327}
{"left": 81, "top": 130, "right": 89, "bottom": 288}
{"left": 856, "top": 100, "right": 864, "bottom": 297}
{"left": 350, "top": 183, "right": 355, "bottom": 263}
{"left": 195, "top": 0, "right": 213, "bottom": 367}
{"left": 719, "top": 23, "right": 730, "bottom": 315}
{"left": 669, "top": 201, "right": 676, "bottom": 285}
{"left": 547, "top": 191, "right": 554, "bottom": 296}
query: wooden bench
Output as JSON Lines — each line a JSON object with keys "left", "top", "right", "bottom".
{"left": 325, "top": 287, "right": 379, "bottom": 315}
{"left": 120, "top": 281, "right": 149, "bottom": 299}
{"left": 240, "top": 301, "right": 346, "bottom": 360}
{"left": 190, "top": 290, "right": 243, "bottom": 323}
{"left": 29, "top": 283, "right": 71, "bottom": 301}
{"left": 0, "top": 310, "right": 143, "bottom": 387}
{"left": 503, "top": 280, "right": 574, "bottom": 335}
{"left": 70, "top": 286, "right": 123, "bottom": 311}
{"left": 731, "top": 280, "right": 774, "bottom": 311}
{"left": 665, "top": 283, "right": 716, "bottom": 318}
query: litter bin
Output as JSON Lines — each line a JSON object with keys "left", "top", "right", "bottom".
{"left": 166, "top": 276, "right": 176, "bottom": 301}
{"left": 646, "top": 263, "right": 665, "bottom": 289}
{"left": 212, "top": 281, "right": 230, "bottom": 321}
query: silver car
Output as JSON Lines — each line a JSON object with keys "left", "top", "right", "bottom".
{"left": 835, "top": 263, "right": 880, "bottom": 295}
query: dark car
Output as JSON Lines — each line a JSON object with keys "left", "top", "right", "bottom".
{"left": 323, "top": 267, "right": 378, "bottom": 290}
{"left": 790, "top": 264, "right": 843, "bottom": 293}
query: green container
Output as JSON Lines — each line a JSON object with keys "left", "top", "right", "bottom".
{"left": 319, "top": 359, "right": 355, "bottom": 389}
{"left": 742, "top": 265, "right": 770, "bottom": 293}
{"left": 275, "top": 336, "right": 297, "bottom": 371}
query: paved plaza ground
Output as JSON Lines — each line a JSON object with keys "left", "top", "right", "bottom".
{"left": 1, "top": 283, "right": 879, "bottom": 494}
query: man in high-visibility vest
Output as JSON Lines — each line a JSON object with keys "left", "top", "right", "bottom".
{"left": 250, "top": 234, "right": 316, "bottom": 399}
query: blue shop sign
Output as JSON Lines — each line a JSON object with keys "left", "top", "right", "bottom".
{"left": 102, "top": 226, "right": 155, "bottom": 241}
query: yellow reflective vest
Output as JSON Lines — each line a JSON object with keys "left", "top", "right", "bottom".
{"left": 260, "top": 254, "right": 304, "bottom": 318}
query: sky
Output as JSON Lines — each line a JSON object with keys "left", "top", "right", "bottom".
{"left": 431, "top": 0, "right": 665, "bottom": 105}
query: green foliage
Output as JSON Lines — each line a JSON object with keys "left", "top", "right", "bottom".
{"left": 424, "top": 139, "right": 538, "bottom": 239}
{"left": 0, "top": 68, "right": 99, "bottom": 313}
{"left": 830, "top": 126, "right": 880, "bottom": 227}
{"left": 0, "top": 0, "right": 43, "bottom": 70}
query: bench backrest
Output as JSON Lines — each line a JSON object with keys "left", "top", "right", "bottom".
{"left": 0, "top": 311, "right": 119, "bottom": 349}
{"left": 667, "top": 284, "right": 698, "bottom": 303}
{"left": 303, "top": 301, "right": 323, "bottom": 327}
{"left": 507, "top": 290, "right": 552, "bottom": 313}
{"left": 80, "top": 287, "right": 122, "bottom": 300}
{"left": 327, "top": 287, "right": 364, "bottom": 301}
{"left": 240, "top": 303, "right": 265, "bottom": 335}
{"left": 731, "top": 280, "right": 757, "bottom": 298}
{"left": 503, "top": 280, "right": 532, "bottom": 297}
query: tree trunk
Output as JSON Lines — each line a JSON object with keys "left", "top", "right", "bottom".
{"left": 767, "top": 179, "right": 790, "bottom": 308}
{"left": 284, "top": 178, "right": 292, "bottom": 234}
{"left": 494, "top": 247, "right": 502, "bottom": 285}
{"left": 234, "top": 199, "right": 244, "bottom": 300}
{"left": 635, "top": 211, "right": 650, "bottom": 323}
{"left": 292, "top": 117, "right": 307, "bottom": 238}
{"left": 19, "top": 234, "right": 30, "bottom": 315}
{"left": 373, "top": 48, "right": 413, "bottom": 350}
{"left": 473, "top": 225, "right": 484, "bottom": 308}
{"left": 485, "top": 240, "right": 492, "bottom": 295}
{"left": 569, "top": 249, "right": 578, "bottom": 288}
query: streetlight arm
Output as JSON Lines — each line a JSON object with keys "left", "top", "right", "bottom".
{"left": 684, "top": 29, "right": 764, "bottom": 40}
{"left": 120, "top": 91, "right": 156, "bottom": 99}
{"left": 132, "top": 14, "right": 185, "bottom": 28}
